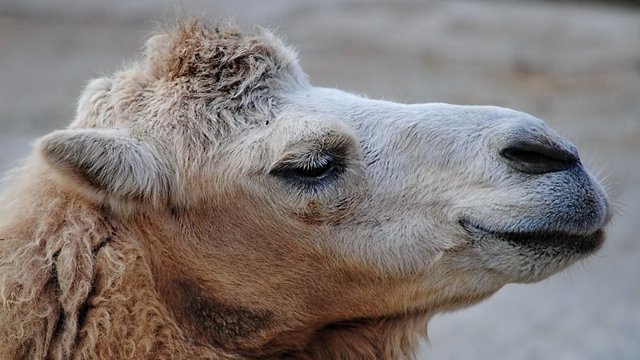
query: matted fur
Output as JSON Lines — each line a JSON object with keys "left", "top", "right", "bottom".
{"left": 0, "top": 161, "right": 225, "bottom": 359}
{"left": 0, "top": 19, "right": 609, "bottom": 359}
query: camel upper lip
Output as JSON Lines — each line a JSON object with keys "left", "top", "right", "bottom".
{"left": 459, "top": 219, "right": 605, "bottom": 254}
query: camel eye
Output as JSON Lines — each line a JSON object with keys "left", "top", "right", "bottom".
{"left": 270, "top": 154, "right": 342, "bottom": 185}
{"left": 288, "top": 162, "right": 335, "bottom": 179}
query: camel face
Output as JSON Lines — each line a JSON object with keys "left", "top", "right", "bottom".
{"left": 292, "top": 86, "right": 608, "bottom": 269}
{"left": 29, "top": 22, "right": 610, "bottom": 354}
{"left": 251, "top": 87, "right": 610, "bottom": 309}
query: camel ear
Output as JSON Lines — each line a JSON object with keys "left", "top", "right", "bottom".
{"left": 39, "top": 128, "right": 170, "bottom": 202}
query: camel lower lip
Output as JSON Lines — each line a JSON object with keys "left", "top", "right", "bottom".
{"left": 460, "top": 220, "right": 605, "bottom": 254}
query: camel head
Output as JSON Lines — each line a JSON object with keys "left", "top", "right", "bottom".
{"left": 37, "top": 21, "right": 610, "bottom": 357}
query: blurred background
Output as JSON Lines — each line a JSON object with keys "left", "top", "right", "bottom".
{"left": 0, "top": 0, "right": 638, "bottom": 358}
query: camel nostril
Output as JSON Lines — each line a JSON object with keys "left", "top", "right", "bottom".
{"left": 500, "top": 141, "right": 579, "bottom": 174}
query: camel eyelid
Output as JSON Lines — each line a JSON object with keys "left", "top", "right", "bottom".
{"left": 269, "top": 149, "right": 349, "bottom": 190}
{"left": 270, "top": 151, "right": 341, "bottom": 175}
{"left": 271, "top": 134, "right": 352, "bottom": 170}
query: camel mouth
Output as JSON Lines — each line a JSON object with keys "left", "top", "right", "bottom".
{"left": 460, "top": 219, "right": 605, "bottom": 255}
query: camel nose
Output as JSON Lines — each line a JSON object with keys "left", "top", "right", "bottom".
{"left": 500, "top": 140, "right": 579, "bottom": 174}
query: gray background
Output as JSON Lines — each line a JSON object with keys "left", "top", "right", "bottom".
{"left": 1, "top": 1, "right": 638, "bottom": 359}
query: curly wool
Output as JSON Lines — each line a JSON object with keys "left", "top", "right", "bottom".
{"left": 0, "top": 162, "right": 229, "bottom": 359}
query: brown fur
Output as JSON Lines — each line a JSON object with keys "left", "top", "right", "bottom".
{"left": 0, "top": 164, "right": 430, "bottom": 359}
{"left": 0, "top": 164, "right": 226, "bottom": 359}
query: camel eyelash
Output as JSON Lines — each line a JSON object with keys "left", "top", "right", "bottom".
{"left": 270, "top": 151, "right": 346, "bottom": 188}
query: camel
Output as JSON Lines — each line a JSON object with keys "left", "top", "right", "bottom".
{"left": 0, "top": 20, "right": 611, "bottom": 359}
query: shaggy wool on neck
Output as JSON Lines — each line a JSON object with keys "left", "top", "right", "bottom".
{"left": 0, "top": 162, "right": 228, "bottom": 358}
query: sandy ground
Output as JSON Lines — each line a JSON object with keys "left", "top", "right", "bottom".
{"left": 1, "top": 1, "right": 639, "bottom": 358}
